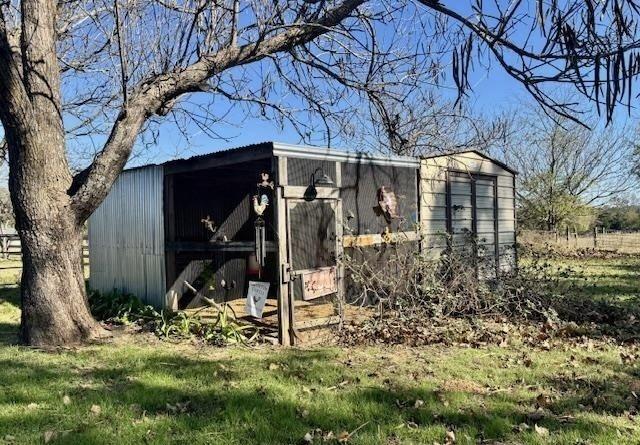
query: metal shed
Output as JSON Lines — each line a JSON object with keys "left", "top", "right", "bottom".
{"left": 88, "top": 142, "right": 516, "bottom": 345}
{"left": 420, "top": 150, "right": 518, "bottom": 275}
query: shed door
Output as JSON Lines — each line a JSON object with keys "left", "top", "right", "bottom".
{"left": 286, "top": 198, "right": 339, "bottom": 300}
{"left": 448, "top": 172, "right": 498, "bottom": 276}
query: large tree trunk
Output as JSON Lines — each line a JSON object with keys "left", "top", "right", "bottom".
{"left": 16, "top": 185, "right": 105, "bottom": 346}
{"left": 18, "top": 218, "right": 106, "bottom": 346}
{"left": 0, "top": 0, "right": 108, "bottom": 346}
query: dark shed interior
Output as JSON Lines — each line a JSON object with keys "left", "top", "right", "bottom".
{"left": 164, "top": 157, "right": 278, "bottom": 319}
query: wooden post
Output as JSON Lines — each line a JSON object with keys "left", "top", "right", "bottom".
{"left": 566, "top": 226, "right": 570, "bottom": 243}
{"left": 593, "top": 226, "right": 598, "bottom": 248}
{"left": 275, "top": 156, "right": 291, "bottom": 346}
{"left": 334, "top": 161, "right": 345, "bottom": 329}
{"left": 164, "top": 174, "right": 177, "bottom": 309}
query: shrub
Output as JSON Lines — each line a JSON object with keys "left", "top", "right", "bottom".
{"left": 343, "top": 238, "right": 555, "bottom": 321}
{"left": 88, "top": 290, "right": 158, "bottom": 325}
{"left": 89, "top": 289, "right": 260, "bottom": 345}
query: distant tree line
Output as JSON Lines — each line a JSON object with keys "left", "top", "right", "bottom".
{"left": 494, "top": 103, "right": 640, "bottom": 234}
{"left": 597, "top": 201, "right": 640, "bottom": 231}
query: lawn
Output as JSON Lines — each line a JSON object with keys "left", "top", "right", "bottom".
{"left": 551, "top": 257, "right": 640, "bottom": 304}
{"left": 0, "top": 259, "right": 639, "bottom": 444}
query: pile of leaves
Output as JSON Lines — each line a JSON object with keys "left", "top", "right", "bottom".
{"left": 88, "top": 290, "right": 260, "bottom": 345}
{"left": 339, "top": 310, "right": 633, "bottom": 350}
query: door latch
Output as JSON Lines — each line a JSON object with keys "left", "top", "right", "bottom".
{"left": 281, "top": 263, "right": 291, "bottom": 283}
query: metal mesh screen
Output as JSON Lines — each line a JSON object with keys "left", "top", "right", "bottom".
{"left": 340, "top": 163, "right": 417, "bottom": 235}
{"left": 172, "top": 159, "right": 274, "bottom": 242}
{"left": 289, "top": 200, "right": 336, "bottom": 271}
{"left": 287, "top": 158, "right": 337, "bottom": 187}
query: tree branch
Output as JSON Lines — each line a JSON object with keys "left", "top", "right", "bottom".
{"left": 69, "top": 0, "right": 366, "bottom": 222}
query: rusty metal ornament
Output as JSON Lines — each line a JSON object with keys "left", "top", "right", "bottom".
{"left": 377, "top": 186, "right": 399, "bottom": 223}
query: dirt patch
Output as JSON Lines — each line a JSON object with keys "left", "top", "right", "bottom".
{"left": 441, "top": 378, "right": 488, "bottom": 395}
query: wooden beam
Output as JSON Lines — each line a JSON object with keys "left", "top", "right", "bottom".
{"left": 294, "top": 315, "right": 341, "bottom": 330}
{"left": 164, "top": 145, "right": 272, "bottom": 174}
{"left": 164, "top": 174, "right": 177, "bottom": 301}
{"left": 342, "top": 231, "right": 420, "bottom": 248}
{"left": 335, "top": 197, "right": 345, "bottom": 328}
{"left": 165, "top": 240, "right": 276, "bottom": 253}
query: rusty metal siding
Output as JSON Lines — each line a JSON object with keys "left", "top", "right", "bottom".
{"left": 88, "top": 165, "right": 166, "bottom": 307}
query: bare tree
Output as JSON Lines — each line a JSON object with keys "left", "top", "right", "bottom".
{"left": 1, "top": 0, "right": 640, "bottom": 345}
{"left": 355, "top": 90, "right": 511, "bottom": 156}
{"left": 500, "top": 105, "right": 638, "bottom": 231}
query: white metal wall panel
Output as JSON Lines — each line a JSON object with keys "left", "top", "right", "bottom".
{"left": 88, "top": 166, "right": 166, "bottom": 307}
{"left": 420, "top": 151, "right": 517, "bottom": 272}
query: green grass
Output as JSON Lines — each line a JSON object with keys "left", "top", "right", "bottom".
{"left": 0, "top": 259, "right": 640, "bottom": 444}
{"left": 551, "top": 257, "right": 640, "bottom": 304}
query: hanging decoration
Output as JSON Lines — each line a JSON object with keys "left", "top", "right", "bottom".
{"left": 254, "top": 217, "right": 266, "bottom": 272}
{"left": 253, "top": 171, "right": 274, "bottom": 270}
{"left": 377, "top": 186, "right": 399, "bottom": 223}
{"left": 200, "top": 215, "right": 217, "bottom": 234}
{"left": 253, "top": 194, "right": 269, "bottom": 216}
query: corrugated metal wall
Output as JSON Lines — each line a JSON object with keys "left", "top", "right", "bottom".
{"left": 420, "top": 152, "right": 517, "bottom": 272}
{"left": 88, "top": 166, "right": 166, "bottom": 307}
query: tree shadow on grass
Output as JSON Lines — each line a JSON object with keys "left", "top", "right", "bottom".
{"left": 545, "top": 359, "right": 640, "bottom": 417}
{"left": 0, "top": 284, "right": 20, "bottom": 345}
{"left": 0, "top": 349, "right": 636, "bottom": 444}
{"left": 0, "top": 284, "right": 19, "bottom": 306}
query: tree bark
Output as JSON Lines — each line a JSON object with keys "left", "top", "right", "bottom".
{"left": 7, "top": 132, "right": 108, "bottom": 346}
{"left": 18, "top": 219, "right": 106, "bottom": 346}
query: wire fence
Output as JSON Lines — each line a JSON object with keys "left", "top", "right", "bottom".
{"left": 520, "top": 228, "right": 640, "bottom": 253}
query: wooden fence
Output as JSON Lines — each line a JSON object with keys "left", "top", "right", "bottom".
{"left": 0, "top": 234, "right": 89, "bottom": 269}
{"left": 520, "top": 228, "right": 640, "bottom": 253}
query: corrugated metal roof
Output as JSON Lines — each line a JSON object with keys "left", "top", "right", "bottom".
{"left": 125, "top": 143, "right": 516, "bottom": 173}
{"left": 126, "top": 142, "right": 273, "bottom": 172}
{"left": 126, "top": 141, "right": 421, "bottom": 172}
{"left": 272, "top": 142, "right": 419, "bottom": 168}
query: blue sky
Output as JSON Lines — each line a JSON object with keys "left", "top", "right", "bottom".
{"left": 132, "top": 66, "right": 524, "bottom": 167}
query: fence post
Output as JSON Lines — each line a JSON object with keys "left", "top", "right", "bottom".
{"left": 593, "top": 226, "right": 598, "bottom": 248}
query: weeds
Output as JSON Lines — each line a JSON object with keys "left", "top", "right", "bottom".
{"left": 89, "top": 290, "right": 260, "bottom": 345}
{"left": 88, "top": 290, "right": 158, "bottom": 325}
{"left": 340, "top": 233, "right": 640, "bottom": 346}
